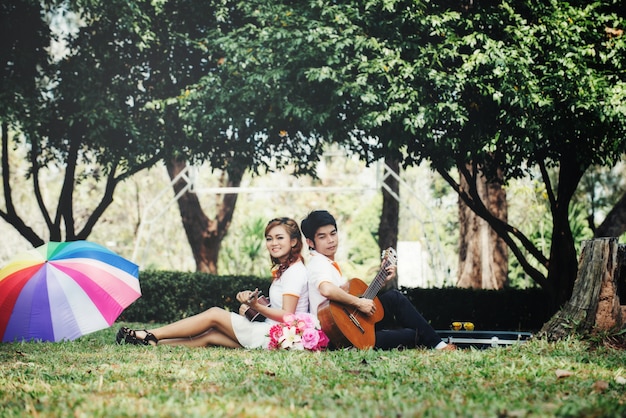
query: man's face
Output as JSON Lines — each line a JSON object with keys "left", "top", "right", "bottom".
{"left": 308, "top": 224, "right": 339, "bottom": 259}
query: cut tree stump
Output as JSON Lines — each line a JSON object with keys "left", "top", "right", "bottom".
{"left": 538, "top": 238, "right": 626, "bottom": 341}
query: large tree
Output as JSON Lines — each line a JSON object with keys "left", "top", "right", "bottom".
{"left": 1, "top": 0, "right": 52, "bottom": 244}
{"left": 1, "top": 0, "right": 166, "bottom": 245}
{"left": 372, "top": 0, "right": 626, "bottom": 306}
{"left": 156, "top": 0, "right": 332, "bottom": 272}
{"left": 1, "top": 0, "right": 327, "bottom": 268}
{"left": 131, "top": 0, "right": 249, "bottom": 273}
{"left": 366, "top": 0, "right": 623, "bottom": 306}
{"left": 207, "top": 0, "right": 626, "bottom": 308}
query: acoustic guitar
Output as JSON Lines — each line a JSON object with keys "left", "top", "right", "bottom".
{"left": 317, "top": 248, "right": 397, "bottom": 349}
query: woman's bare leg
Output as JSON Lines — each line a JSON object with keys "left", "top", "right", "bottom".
{"left": 159, "top": 329, "right": 242, "bottom": 348}
{"left": 131, "top": 307, "right": 239, "bottom": 346}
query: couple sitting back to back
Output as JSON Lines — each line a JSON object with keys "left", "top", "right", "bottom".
{"left": 117, "top": 211, "right": 454, "bottom": 351}
{"left": 301, "top": 210, "right": 454, "bottom": 351}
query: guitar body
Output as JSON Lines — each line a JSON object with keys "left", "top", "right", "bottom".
{"left": 317, "top": 278, "right": 384, "bottom": 349}
{"left": 244, "top": 296, "right": 271, "bottom": 322}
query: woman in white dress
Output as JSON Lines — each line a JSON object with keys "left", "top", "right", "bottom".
{"left": 116, "top": 217, "right": 309, "bottom": 348}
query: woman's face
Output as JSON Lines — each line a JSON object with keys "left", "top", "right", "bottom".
{"left": 266, "top": 224, "right": 296, "bottom": 262}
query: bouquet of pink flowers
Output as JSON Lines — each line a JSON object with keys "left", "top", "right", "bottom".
{"left": 267, "top": 312, "right": 330, "bottom": 351}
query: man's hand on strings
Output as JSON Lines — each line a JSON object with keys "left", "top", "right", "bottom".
{"left": 354, "top": 298, "right": 377, "bottom": 316}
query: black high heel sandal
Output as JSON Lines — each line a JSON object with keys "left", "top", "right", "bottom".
{"left": 116, "top": 327, "right": 158, "bottom": 346}
{"left": 116, "top": 326, "right": 130, "bottom": 344}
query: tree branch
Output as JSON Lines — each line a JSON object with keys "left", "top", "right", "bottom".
{"left": 440, "top": 165, "right": 549, "bottom": 288}
{"left": 2, "top": 122, "right": 17, "bottom": 217}
{"left": 459, "top": 163, "right": 548, "bottom": 264}
{"left": 54, "top": 134, "right": 79, "bottom": 240}
{"left": 77, "top": 152, "right": 164, "bottom": 239}
{"left": 29, "top": 132, "right": 54, "bottom": 231}
{"left": 1, "top": 122, "right": 44, "bottom": 246}
{"left": 538, "top": 159, "right": 557, "bottom": 214}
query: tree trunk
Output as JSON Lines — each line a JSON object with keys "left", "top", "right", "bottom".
{"left": 538, "top": 238, "right": 626, "bottom": 341}
{"left": 378, "top": 156, "right": 400, "bottom": 289}
{"left": 457, "top": 164, "right": 508, "bottom": 289}
{"left": 543, "top": 158, "right": 585, "bottom": 308}
{"left": 1, "top": 123, "right": 45, "bottom": 246}
{"left": 595, "top": 192, "right": 626, "bottom": 239}
{"left": 166, "top": 158, "right": 244, "bottom": 273}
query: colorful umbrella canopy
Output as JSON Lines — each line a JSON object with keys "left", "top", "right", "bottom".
{"left": 0, "top": 241, "right": 141, "bottom": 342}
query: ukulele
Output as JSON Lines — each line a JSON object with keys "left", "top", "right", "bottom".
{"left": 317, "top": 248, "right": 397, "bottom": 349}
{"left": 243, "top": 292, "right": 271, "bottom": 322}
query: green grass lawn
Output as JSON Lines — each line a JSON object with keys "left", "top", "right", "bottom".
{"left": 1, "top": 324, "right": 625, "bottom": 417}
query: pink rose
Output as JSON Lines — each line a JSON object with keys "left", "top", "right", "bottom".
{"left": 317, "top": 330, "right": 330, "bottom": 349}
{"left": 295, "top": 319, "right": 307, "bottom": 332}
{"left": 301, "top": 328, "right": 321, "bottom": 350}
{"left": 297, "top": 313, "right": 316, "bottom": 329}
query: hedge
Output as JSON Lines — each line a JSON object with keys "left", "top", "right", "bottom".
{"left": 121, "top": 270, "right": 553, "bottom": 332}
{"left": 401, "top": 287, "right": 553, "bottom": 332}
{"left": 120, "top": 271, "right": 271, "bottom": 323}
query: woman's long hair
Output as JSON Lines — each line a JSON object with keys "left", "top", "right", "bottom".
{"left": 265, "top": 217, "right": 304, "bottom": 279}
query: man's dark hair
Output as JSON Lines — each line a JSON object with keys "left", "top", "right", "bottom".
{"left": 300, "top": 210, "right": 337, "bottom": 241}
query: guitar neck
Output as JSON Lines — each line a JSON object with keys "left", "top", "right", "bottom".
{"left": 361, "top": 259, "right": 392, "bottom": 300}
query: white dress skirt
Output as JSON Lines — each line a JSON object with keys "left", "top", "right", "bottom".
{"left": 230, "top": 261, "right": 309, "bottom": 349}
{"left": 230, "top": 313, "right": 273, "bottom": 349}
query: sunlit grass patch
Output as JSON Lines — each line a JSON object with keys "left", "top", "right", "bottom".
{"left": 1, "top": 325, "right": 625, "bottom": 417}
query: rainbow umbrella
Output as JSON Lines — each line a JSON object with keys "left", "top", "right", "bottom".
{"left": 0, "top": 241, "right": 141, "bottom": 342}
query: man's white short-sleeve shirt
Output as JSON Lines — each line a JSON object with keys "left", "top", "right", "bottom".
{"left": 306, "top": 250, "right": 346, "bottom": 315}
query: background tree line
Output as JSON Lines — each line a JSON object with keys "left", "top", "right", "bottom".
{"left": 1, "top": 0, "right": 625, "bottom": 315}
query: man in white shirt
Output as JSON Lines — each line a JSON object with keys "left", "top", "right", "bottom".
{"left": 302, "top": 210, "right": 455, "bottom": 350}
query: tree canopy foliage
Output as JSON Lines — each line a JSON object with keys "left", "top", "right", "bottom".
{"left": 0, "top": 0, "right": 328, "bottom": 246}
{"left": 2, "top": 0, "right": 625, "bottom": 308}
{"left": 202, "top": 0, "right": 626, "bottom": 305}
{"left": 2, "top": 0, "right": 166, "bottom": 244}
